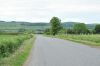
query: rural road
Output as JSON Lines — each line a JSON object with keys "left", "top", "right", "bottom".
{"left": 24, "top": 35, "right": 100, "bottom": 66}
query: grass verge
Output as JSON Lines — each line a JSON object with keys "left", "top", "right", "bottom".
{"left": 0, "top": 36, "right": 35, "bottom": 66}
{"left": 47, "top": 34, "right": 100, "bottom": 46}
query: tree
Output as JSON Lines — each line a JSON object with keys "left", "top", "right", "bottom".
{"left": 95, "top": 24, "right": 100, "bottom": 34}
{"left": 44, "top": 28, "right": 51, "bottom": 35}
{"left": 73, "top": 23, "right": 88, "bottom": 34}
{"left": 58, "top": 28, "right": 67, "bottom": 34}
{"left": 67, "top": 29, "right": 74, "bottom": 34}
{"left": 50, "top": 17, "right": 62, "bottom": 35}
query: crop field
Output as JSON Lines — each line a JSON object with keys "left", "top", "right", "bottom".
{"left": 55, "top": 34, "right": 100, "bottom": 46}
{"left": 0, "top": 34, "right": 32, "bottom": 58}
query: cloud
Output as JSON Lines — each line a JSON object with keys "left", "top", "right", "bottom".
{"left": 0, "top": 0, "right": 99, "bottom": 23}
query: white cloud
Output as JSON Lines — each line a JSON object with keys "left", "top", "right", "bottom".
{"left": 0, "top": 0, "right": 99, "bottom": 23}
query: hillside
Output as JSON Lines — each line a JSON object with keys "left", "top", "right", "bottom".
{"left": 0, "top": 21, "right": 96, "bottom": 32}
{"left": 62, "top": 22, "right": 96, "bottom": 29}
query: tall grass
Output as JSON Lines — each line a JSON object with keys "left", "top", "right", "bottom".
{"left": 0, "top": 34, "right": 32, "bottom": 58}
{"left": 55, "top": 34, "right": 100, "bottom": 46}
{"left": 0, "top": 36, "right": 35, "bottom": 66}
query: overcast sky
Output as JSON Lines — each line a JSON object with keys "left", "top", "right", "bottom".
{"left": 0, "top": 0, "right": 100, "bottom": 23}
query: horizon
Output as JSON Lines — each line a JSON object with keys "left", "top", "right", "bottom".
{"left": 0, "top": 0, "right": 100, "bottom": 23}
{"left": 0, "top": 20, "right": 99, "bottom": 24}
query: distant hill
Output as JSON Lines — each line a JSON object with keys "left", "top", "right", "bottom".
{"left": 0, "top": 21, "right": 49, "bottom": 30}
{"left": 62, "top": 22, "right": 96, "bottom": 29}
{"left": 62, "top": 22, "right": 78, "bottom": 29}
{"left": 0, "top": 21, "right": 96, "bottom": 32}
{"left": 86, "top": 24, "right": 96, "bottom": 29}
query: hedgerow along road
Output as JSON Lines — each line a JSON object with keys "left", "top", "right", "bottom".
{"left": 24, "top": 35, "right": 100, "bottom": 66}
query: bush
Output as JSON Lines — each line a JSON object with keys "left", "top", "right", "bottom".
{"left": 44, "top": 28, "right": 51, "bottom": 35}
{"left": 95, "top": 24, "right": 100, "bottom": 34}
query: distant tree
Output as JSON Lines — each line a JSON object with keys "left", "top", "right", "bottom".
{"left": 67, "top": 29, "right": 74, "bottom": 34}
{"left": 50, "top": 17, "right": 62, "bottom": 35}
{"left": 73, "top": 23, "right": 88, "bottom": 34}
{"left": 58, "top": 28, "right": 67, "bottom": 34}
{"left": 44, "top": 28, "right": 51, "bottom": 35}
{"left": 92, "top": 30, "right": 96, "bottom": 34}
{"left": 95, "top": 24, "right": 100, "bottom": 34}
{"left": 86, "top": 29, "right": 90, "bottom": 34}
{"left": 86, "top": 29, "right": 96, "bottom": 34}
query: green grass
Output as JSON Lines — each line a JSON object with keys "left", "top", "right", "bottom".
{"left": 0, "top": 35, "right": 35, "bottom": 66}
{"left": 0, "top": 34, "right": 32, "bottom": 58}
{"left": 53, "top": 34, "right": 100, "bottom": 46}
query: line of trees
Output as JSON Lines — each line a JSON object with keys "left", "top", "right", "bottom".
{"left": 44, "top": 17, "right": 100, "bottom": 35}
{"left": 67, "top": 23, "right": 100, "bottom": 34}
{"left": 95, "top": 24, "right": 100, "bottom": 34}
{"left": 67, "top": 23, "right": 90, "bottom": 34}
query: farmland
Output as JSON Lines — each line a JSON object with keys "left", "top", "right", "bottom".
{"left": 54, "top": 34, "right": 100, "bottom": 46}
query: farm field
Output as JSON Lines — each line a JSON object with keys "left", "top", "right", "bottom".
{"left": 54, "top": 34, "right": 100, "bottom": 46}
{"left": 0, "top": 34, "right": 35, "bottom": 66}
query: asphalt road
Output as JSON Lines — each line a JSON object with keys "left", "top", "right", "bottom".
{"left": 24, "top": 35, "right": 100, "bottom": 66}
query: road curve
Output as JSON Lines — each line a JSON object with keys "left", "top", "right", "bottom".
{"left": 24, "top": 35, "right": 100, "bottom": 66}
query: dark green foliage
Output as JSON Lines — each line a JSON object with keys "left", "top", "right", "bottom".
{"left": 50, "top": 17, "right": 62, "bottom": 35}
{"left": 73, "top": 23, "right": 88, "bottom": 34}
{"left": 44, "top": 28, "right": 51, "bottom": 35}
{"left": 58, "top": 28, "right": 67, "bottom": 34}
{"left": 67, "top": 29, "right": 74, "bottom": 34}
{"left": 95, "top": 24, "right": 100, "bottom": 34}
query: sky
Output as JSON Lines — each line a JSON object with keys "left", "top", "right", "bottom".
{"left": 0, "top": 0, "right": 100, "bottom": 24}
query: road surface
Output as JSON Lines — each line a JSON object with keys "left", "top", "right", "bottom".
{"left": 24, "top": 35, "right": 100, "bottom": 66}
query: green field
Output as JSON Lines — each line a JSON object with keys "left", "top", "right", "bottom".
{"left": 54, "top": 34, "right": 100, "bottom": 46}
